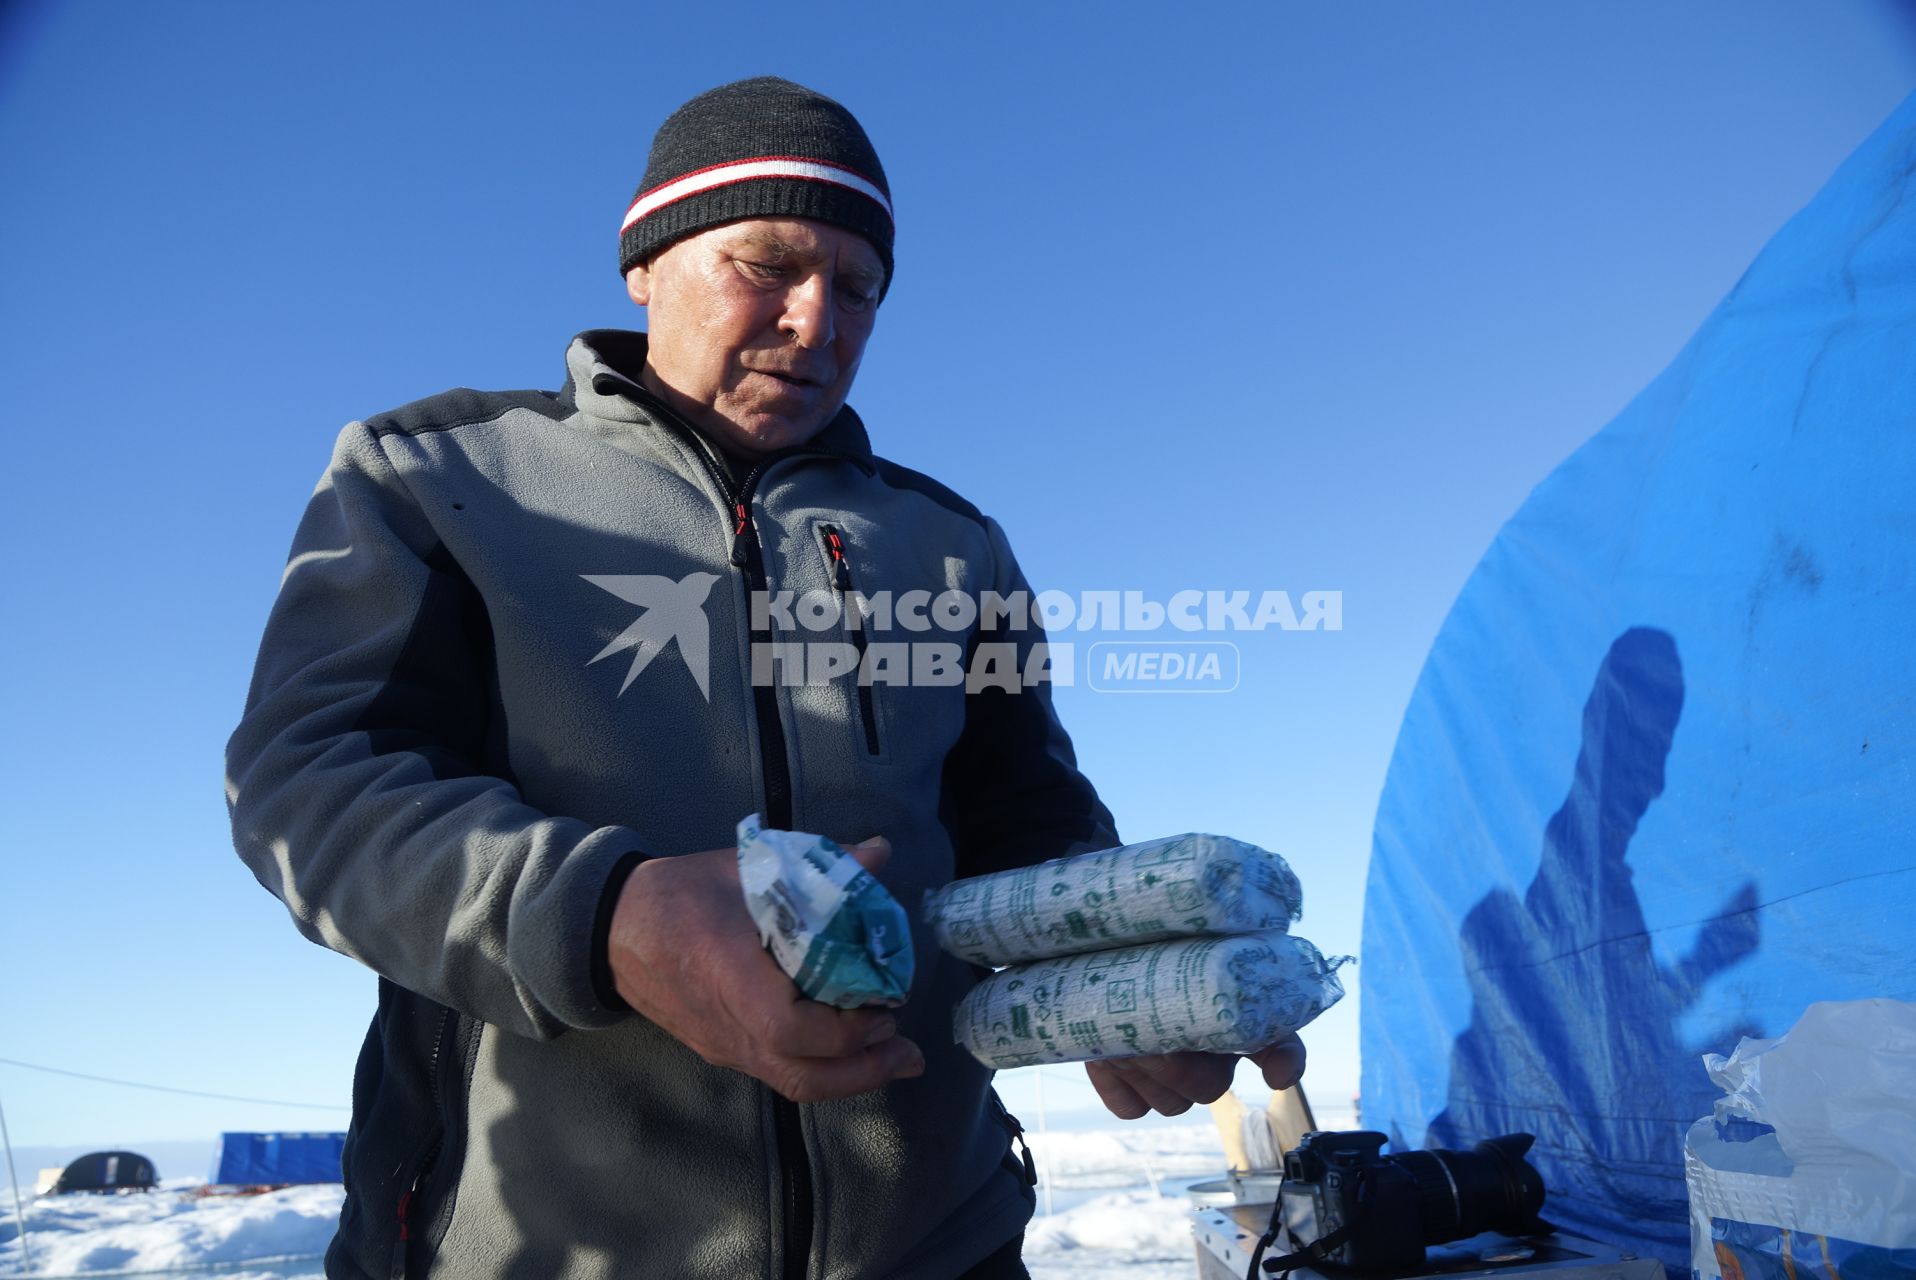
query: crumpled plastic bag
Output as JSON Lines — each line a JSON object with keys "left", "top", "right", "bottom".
{"left": 736, "top": 814, "right": 914, "bottom": 1008}
{"left": 1685, "top": 998, "right": 1916, "bottom": 1279}
{"left": 951, "top": 931, "right": 1345, "bottom": 1069}
{"left": 922, "top": 833, "right": 1303, "bottom": 968}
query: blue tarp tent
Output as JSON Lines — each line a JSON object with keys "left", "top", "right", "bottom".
{"left": 209, "top": 1131, "right": 347, "bottom": 1186}
{"left": 1360, "top": 91, "right": 1916, "bottom": 1273}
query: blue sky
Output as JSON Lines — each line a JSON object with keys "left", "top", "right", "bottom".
{"left": 2, "top": 0, "right": 1913, "bottom": 1154}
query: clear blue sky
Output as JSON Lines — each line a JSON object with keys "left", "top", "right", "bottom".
{"left": 2, "top": 0, "right": 1913, "bottom": 1154}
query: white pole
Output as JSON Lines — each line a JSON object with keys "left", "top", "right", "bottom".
{"left": 0, "top": 1094, "right": 32, "bottom": 1272}
{"left": 1034, "top": 1067, "right": 1053, "bottom": 1217}
{"left": 1135, "top": 1150, "right": 1162, "bottom": 1199}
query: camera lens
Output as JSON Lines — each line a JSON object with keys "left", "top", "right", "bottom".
{"left": 1389, "top": 1133, "right": 1547, "bottom": 1245}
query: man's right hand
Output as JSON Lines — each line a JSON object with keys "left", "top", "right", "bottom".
{"left": 605, "top": 836, "right": 923, "bottom": 1103}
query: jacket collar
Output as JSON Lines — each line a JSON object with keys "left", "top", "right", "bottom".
{"left": 564, "top": 328, "right": 875, "bottom": 462}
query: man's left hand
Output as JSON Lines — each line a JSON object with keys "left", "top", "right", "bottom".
{"left": 1085, "top": 1032, "right": 1308, "bottom": 1119}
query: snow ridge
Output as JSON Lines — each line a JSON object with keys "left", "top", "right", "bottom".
{"left": 1, "top": 1123, "right": 1242, "bottom": 1278}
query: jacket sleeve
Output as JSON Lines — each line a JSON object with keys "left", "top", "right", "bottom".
{"left": 224, "top": 421, "right": 649, "bottom": 1039}
{"left": 941, "top": 516, "right": 1120, "bottom": 877}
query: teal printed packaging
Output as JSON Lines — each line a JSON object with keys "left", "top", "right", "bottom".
{"left": 922, "top": 833, "right": 1304, "bottom": 967}
{"left": 736, "top": 813, "right": 915, "bottom": 1008}
{"left": 952, "top": 931, "right": 1346, "bottom": 1069}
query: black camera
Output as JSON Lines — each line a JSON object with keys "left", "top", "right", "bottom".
{"left": 1270, "top": 1130, "right": 1550, "bottom": 1274}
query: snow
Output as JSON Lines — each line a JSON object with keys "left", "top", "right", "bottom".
{"left": 0, "top": 1119, "right": 1288, "bottom": 1278}
{"left": 0, "top": 1180, "right": 335, "bottom": 1277}
{"left": 1025, "top": 1190, "right": 1201, "bottom": 1279}
{"left": 1010, "top": 1122, "right": 1249, "bottom": 1279}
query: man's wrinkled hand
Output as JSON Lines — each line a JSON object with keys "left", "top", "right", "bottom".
{"left": 1085, "top": 1032, "right": 1307, "bottom": 1119}
{"left": 605, "top": 836, "right": 923, "bottom": 1103}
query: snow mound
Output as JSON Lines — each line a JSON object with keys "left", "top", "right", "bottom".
{"left": 1024, "top": 1188, "right": 1197, "bottom": 1279}
{"left": 0, "top": 1179, "right": 338, "bottom": 1277}
{"left": 1032, "top": 1121, "right": 1225, "bottom": 1190}
{"left": 0, "top": 1121, "right": 1240, "bottom": 1277}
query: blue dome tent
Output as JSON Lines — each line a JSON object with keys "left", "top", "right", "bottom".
{"left": 1359, "top": 91, "right": 1916, "bottom": 1273}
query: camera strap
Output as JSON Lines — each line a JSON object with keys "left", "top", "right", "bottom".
{"left": 1247, "top": 1218, "right": 1360, "bottom": 1278}
{"left": 1247, "top": 1172, "right": 1373, "bottom": 1279}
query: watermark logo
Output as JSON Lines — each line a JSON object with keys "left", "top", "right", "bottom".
{"left": 581, "top": 572, "right": 720, "bottom": 700}
{"left": 583, "top": 578, "right": 1337, "bottom": 698}
{"left": 1088, "top": 642, "right": 1241, "bottom": 694}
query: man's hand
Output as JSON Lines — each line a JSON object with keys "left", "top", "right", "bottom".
{"left": 1085, "top": 1033, "right": 1308, "bottom": 1120}
{"left": 605, "top": 836, "right": 924, "bottom": 1103}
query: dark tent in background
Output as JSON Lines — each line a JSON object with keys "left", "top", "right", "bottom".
{"left": 52, "top": 1150, "right": 158, "bottom": 1194}
{"left": 209, "top": 1131, "right": 346, "bottom": 1187}
{"left": 1360, "top": 88, "right": 1916, "bottom": 1274}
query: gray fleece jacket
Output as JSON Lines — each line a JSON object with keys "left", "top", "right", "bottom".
{"left": 225, "top": 329, "right": 1117, "bottom": 1280}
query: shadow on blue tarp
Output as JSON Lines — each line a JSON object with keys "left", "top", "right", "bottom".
{"left": 1363, "top": 85, "right": 1916, "bottom": 1279}
{"left": 1420, "top": 628, "right": 1760, "bottom": 1268}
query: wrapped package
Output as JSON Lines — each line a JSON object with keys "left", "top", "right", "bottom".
{"left": 923, "top": 833, "right": 1303, "bottom": 967}
{"left": 1685, "top": 999, "right": 1916, "bottom": 1280}
{"left": 953, "top": 931, "right": 1345, "bottom": 1069}
{"left": 736, "top": 813, "right": 914, "bottom": 1008}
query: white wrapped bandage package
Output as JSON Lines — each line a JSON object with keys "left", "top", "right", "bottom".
{"left": 735, "top": 813, "right": 914, "bottom": 1009}
{"left": 952, "top": 931, "right": 1346, "bottom": 1069}
{"left": 922, "top": 833, "right": 1303, "bottom": 967}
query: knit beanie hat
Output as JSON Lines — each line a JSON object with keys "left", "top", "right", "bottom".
{"left": 619, "top": 77, "right": 894, "bottom": 292}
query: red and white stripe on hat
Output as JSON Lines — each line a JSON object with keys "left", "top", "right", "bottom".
{"left": 619, "top": 155, "right": 894, "bottom": 234}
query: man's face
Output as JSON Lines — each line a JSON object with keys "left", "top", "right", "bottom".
{"left": 626, "top": 217, "right": 884, "bottom": 456}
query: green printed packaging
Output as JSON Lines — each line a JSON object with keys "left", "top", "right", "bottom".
{"left": 922, "top": 833, "right": 1303, "bottom": 967}
{"left": 736, "top": 814, "right": 914, "bottom": 1008}
{"left": 952, "top": 931, "right": 1345, "bottom": 1069}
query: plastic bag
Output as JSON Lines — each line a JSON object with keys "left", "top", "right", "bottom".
{"left": 735, "top": 814, "right": 914, "bottom": 1008}
{"left": 951, "top": 930, "right": 1345, "bottom": 1069}
{"left": 922, "top": 833, "right": 1303, "bottom": 967}
{"left": 1685, "top": 999, "right": 1916, "bottom": 1279}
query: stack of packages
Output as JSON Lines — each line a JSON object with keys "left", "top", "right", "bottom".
{"left": 925, "top": 834, "right": 1347, "bottom": 1070}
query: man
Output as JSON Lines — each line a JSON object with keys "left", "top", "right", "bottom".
{"left": 227, "top": 77, "right": 1303, "bottom": 1279}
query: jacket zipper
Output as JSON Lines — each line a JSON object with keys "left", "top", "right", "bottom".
{"left": 392, "top": 1007, "right": 455, "bottom": 1278}
{"left": 818, "top": 524, "right": 880, "bottom": 756}
{"left": 650, "top": 413, "right": 814, "bottom": 1280}
{"left": 990, "top": 1091, "right": 1039, "bottom": 1190}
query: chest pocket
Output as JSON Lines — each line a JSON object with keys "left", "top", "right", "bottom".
{"left": 808, "top": 519, "right": 977, "bottom": 774}
{"left": 817, "top": 522, "right": 885, "bottom": 758}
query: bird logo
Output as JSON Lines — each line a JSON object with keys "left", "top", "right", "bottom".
{"left": 581, "top": 572, "right": 722, "bottom": 700}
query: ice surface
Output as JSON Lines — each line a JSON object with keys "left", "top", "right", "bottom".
{"left": 1025, "top": 1190, "right": 1199, "bottom": 1279}
{"left": 0, "top": 1119, "right": 1324, "bottom": 1277}
{"left": 0, "top": 1179, "right": 337, "bottom": 1277}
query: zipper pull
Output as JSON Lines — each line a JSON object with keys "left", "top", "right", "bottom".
{"left": 822, "top": 525, "right": 853, "bottom": 590}
{"left": 731, "top": 502, "right": 752, "bottom": 568}
{"left": 992, "top": 1094, "right": 1038, "bottom": 1188}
